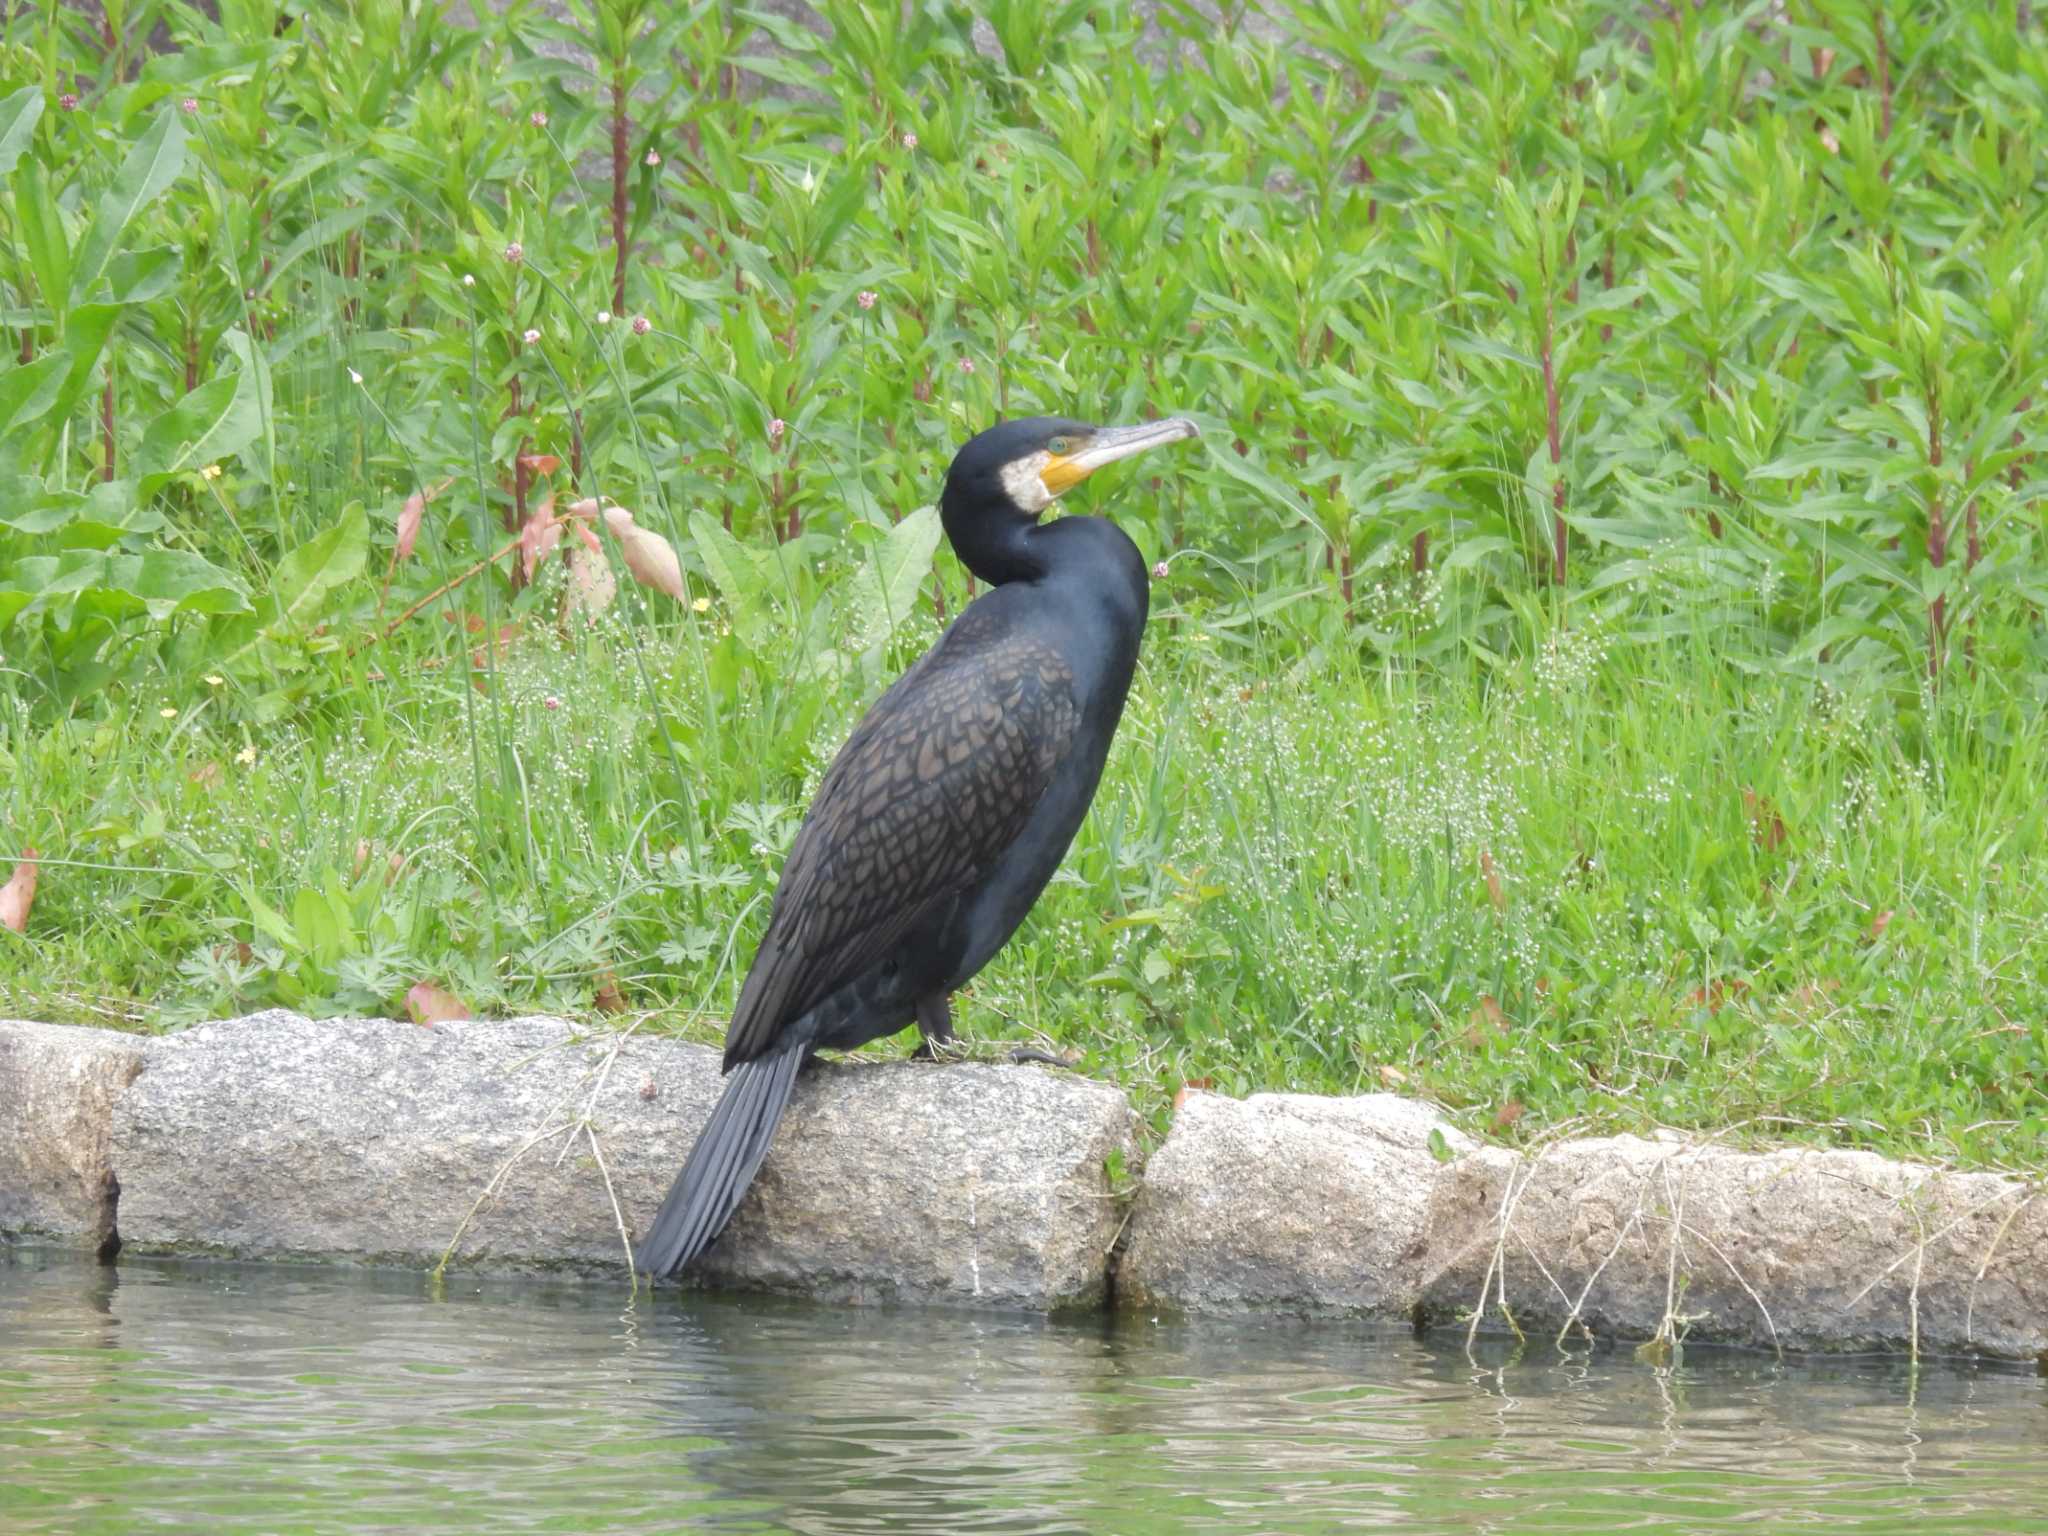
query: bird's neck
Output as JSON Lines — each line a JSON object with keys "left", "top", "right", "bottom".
{"left": 940, "top": 492, "right": 1048, "bottom": 586}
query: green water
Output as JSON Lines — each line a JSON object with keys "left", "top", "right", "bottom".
{"left": 2, "top": 1248, "right": 2045, "bottom": 1534}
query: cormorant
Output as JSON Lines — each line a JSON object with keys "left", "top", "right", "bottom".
{"left": 635, "top": 414, "right": 1200, "bottom": 1280}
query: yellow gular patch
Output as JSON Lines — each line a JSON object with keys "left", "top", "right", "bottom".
{"left": 1040, "top": 454, "right": 1091, "bottom": 496}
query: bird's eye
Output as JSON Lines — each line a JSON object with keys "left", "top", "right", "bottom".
{"left": 1047, "top": 436, "right": 1069, "bottom": 455}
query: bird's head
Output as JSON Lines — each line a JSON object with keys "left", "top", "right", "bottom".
{"left": 942, "top": 416, "right": 1201, "bottom": 521}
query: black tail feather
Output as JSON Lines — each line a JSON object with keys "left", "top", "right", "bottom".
{"left": 635, "top": 1044, "right": 806, "bottom": 1279}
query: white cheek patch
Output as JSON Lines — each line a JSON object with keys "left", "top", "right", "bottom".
{"left": 1000, "top": 451, "right": 1055, "bottom": 513}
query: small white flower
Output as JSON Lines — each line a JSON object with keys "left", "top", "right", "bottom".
{"left": 644, "top": 148, "right": 661, "bottom": 167}
{"left": 522, "top": 328, "right": 541, "bottom": 345}
{"left": 596, "top": 310, "right": 612, "bottom": 326}
{"left": 462, "top": 273, "right": 476, "bottom": 288}
{"left": 347, "top": 367, "right": 363, "bottom": 384}
{"left": 902, "top": 131, "right": 918, "bottom": 150}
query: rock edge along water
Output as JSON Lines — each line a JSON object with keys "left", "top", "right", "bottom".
{"left": 3, "top": 1014, "right": 2044, "bottom": 1357}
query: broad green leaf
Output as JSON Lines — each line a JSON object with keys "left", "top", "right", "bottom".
{"left": 221, "top": 328, "right": 275, "bottom": 483}
{"left": 0, "top": 548, "right": 250, "bottom": 629}
{"left": 0, "top": 85, "right": 41, "bottom": 179}
{"left": 0, "top": 353, "right": 67, "bottom": 438}
{"left": 105, "top": 244, "right": 181, "bottom": 304}
{"left": 13, "top": 157, "right": 70, "bottom": 318}
{"left": 843, "top": 504, "right": 941, "bottom": 656}
{"left": 688, "top": 508, "right": 787, "bottom": 651}
{"left": 44, "top": 304, "right": 122, "bottom": 441}
{"left": 71, "top": 108, "right": 189, "bottom": 302}
{"left": 264, "top": 504, "right": 369, "bottom": 633}
{"left": 0, "top": 479, "right": 163, "bottom": 547}
{"left": 136, "top": 341, "right": 264, "bottom": 488}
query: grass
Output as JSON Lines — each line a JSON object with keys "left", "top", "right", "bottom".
{"left": 2, "top": 0, "right": 2046, "bottom": 1171}
{"left": 4, "top": 576, "right": 2044, "bottom": 1170}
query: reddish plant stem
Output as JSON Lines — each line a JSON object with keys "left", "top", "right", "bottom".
{"left": 611, "top": 64, "right": 630, "bottom": 315}
{"left": 1542, "top": 290, "right": 1566, "bottom": 584}
{"left": 18, "top": 328, "right": 31, "bottom": 365}
{"left": 1413, "top": 530, "right": 1429, "bottom": 576}
{"left": 185, "top": 312, "right": 199, "bottom": 393}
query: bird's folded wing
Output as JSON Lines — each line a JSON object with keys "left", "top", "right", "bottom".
{"left": 720, "top": 632, "right": 1079, "bottom": 1067}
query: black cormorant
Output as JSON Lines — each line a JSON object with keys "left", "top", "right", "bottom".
{"left": 635, "top": 414, "right": 1200, "bottom": 1279}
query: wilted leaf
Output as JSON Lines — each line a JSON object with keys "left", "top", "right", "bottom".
{"left": 1171, "top": 1076, "right": 1213, "bottom": 1112}
{"left": 517, "top": 452, "right": 561, "bottom": 477}
{"left": 604, "top": 505, "right": 686, "bottom": 601}
{"left": 1377, "top": 1064, "right": 1408, "bottom": 1088}
{"left": 1685, "top": 977, "right": 1750, "bottom": 1014}
{"left": 562, "top": 542, "right": 616, "bottom": 619}
{"left": 1480, "top": 848, "right": 1505, "bottom": 912}
{"left": 395, "top": 476, "right": 453, "bottom": 561}
{"left": 1492, "top": 1100, "right": 1525, "bottom": 1133}
{"left": 0, "top": 847, "right": 38, "bottom": 934}
{"left": 1741, "top": 788, "right": 1788, "bottom": 853}
{"left": 519, "top": 496, "right": 561, "bottom": 580}
{"left": 405, "top": 981, "right": 470, "bottom": 1026}
{"left": 592, "top": 972, "right": 627, "bottom": 1014}
{"left": 1866, "top": 909, "right": 1893, "bottom": 941}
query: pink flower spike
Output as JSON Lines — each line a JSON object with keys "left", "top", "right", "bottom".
{"left": 902, "top": 132, "right": 918, "bottom": 150}
{"left": 179, "top": 96, "right": 199, "bottom": 115}
{"left": 544, "top": 695, "right": 562, "bottom": 711}
{"left": 522, "top": 328, "right": 541, "bottom": 345}
{"left": 1151, "top": 560, "right": 1170, "bottom": 581}
{"left": 631, "top": 315, "right": 651, "bottom": 335}
{"left": 857, "top": 290, "right": 878, "bottom": 310}
{"left": 504, "top": 241, "right": 525, "bottom": 265}
{"left": 957, "top": 357, "right": 975, "bottom": 374}
{"left": 530, "top": 109, "right": 549, "bottom": 128}
{"left": 767, "top": 417, "right": 787, "bottom": 443}
{"left": 57, "top": 92, "right": 79, "bottom": 112}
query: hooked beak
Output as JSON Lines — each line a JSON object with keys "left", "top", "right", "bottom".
{"left": 1041, "top": 417, "right": 1200, "bottom": 497}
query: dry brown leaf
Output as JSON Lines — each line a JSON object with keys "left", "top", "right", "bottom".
{"left": 592, "top": 972, "right": 627, "bottom": 1014}
{"left": 1171, "top": 1076, "right": 1213, "bottom": 1112}
{"left": 1480, "top": 848, "right": 1505, "bottom": 913}
{"left": 1377, "top": 1064, "right": 1408, "bottom": 1088}
{"left": 603, "top": 505, "right": 686, "bottom": 601}
{"left": 188, "top": 761, "right": 222, "bottom": 789}
{"left": 1867, "top": 909, "right": 1893, "bottom": 941}
{"left": 518, "top": 495, "right": 562, "bottom": 581}
{"left": 395, "top": 477, "right": 455, "bottom": 562}
{"left": 562, "top": 542, "right": 617, "bottom": 620}
{"left": 0, "top": 848, "right": 40, "bottom": 934}
{"left": 405, "top": 981, "right": 471, "bottom": 1027}
{"left": 1686, "top": 977, "right": 1750, "bottom": 1015}
{"left": 1492, "top": 1100, "right": 1525, "bottom": 1133}
{"left": 1742, "top": 787, "right": 1788, "bottom": 853}
{"left": 517, "top": 452, "right": 562, "bottom": 477}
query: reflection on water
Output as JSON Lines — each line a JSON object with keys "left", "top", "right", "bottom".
{"left": 3, "top": 1246, "right": 2045, "bottom": 1535}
